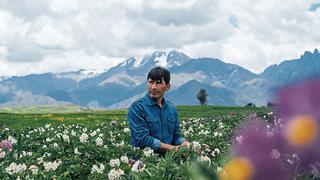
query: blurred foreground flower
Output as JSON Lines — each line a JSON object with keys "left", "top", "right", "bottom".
{"left": 222, "top": 79, "right": 320, "bottom": 180}
{"left": 285, "top": 115, "right": 318, "bottom": 147}
{"left": 275, "top": 79, "right": 320, "bottom": 168}
{"left": 219, "top": 157, "right": 253, "bottom": 180}
{"left": 230, "top": 120, "right": 289, "bottom": 180}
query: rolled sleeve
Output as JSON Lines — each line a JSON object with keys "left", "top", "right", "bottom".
{"left": 152, "top": 138, "right": 161, "bottom": 150}
{"left": 176, "top": 137, "right": 186, "bottom": 145}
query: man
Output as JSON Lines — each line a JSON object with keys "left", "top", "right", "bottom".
{"left": 128, "top": 67, "right": 189, "bottom": 154}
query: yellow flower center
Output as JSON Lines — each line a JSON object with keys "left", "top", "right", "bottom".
{"left": 219, "top": 157, "right": 254, "bottom": 180}
{"left": 285, "top": 115, "right": 318, "bottom": 147}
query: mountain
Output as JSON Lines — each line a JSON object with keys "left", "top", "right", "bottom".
{"left": 55, "top": 69, "right": 103, "bottom": 82}
{"left": 257, "top": 49, "right": 320, "bottom": 101}
{"left": 166, "top": 80, "right": 237, "bottom": 106}
{"left": 0, "top": 49, "right": 319, "bottom": 108}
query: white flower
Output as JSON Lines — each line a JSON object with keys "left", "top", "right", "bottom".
{"left": 108, "top": 168, "right": 124, "bottom": 180}
{"left": 91, "top": 163, "right": 105, "bottom": 174}
{"left": 270, "top": 149, "right": 280, "bottom": 159}
{"left": 63, "top": 129, "right": 69, "bottom": 134}
{"left": 211, "top": 148, "right": 220, "bottom": 157}
{"left": 46, "top": 138, "right": 52, "bottom": 142}
{"left": 98, "top": 133, "right": 104, "bottom": 137}
{"left": 109, "top": 159, "right": 120, "bottom": 168}
{"left": 268, "top": 112, "right": 274, "bottom": 115}
{"left": 0, "top": 149, "right": 6, "bottom": 158}
{"left": 200, "top": 155, "right": 211, "bottom": 164}
{"left": 55, "top": 133, "right": 62, "bottom": 138}
{"left": 292, "top": 154, "right": 299, "bottom": 159}
{"left": 74, "top": 148, "right": 82, "bottom": 155}
{"left": 218, "top": 132, "right": 223, "bottom": 137}
{"left": 199, "top": 130, "right": 210, "bottom": 135}
{"left": 236, "top": 135, "right": 244, "bottom": 144}
{"left": 266, "top": 131, "right": 274, "bottom": 137}
{"left": 120, "top": 155, "right": 129, "bottom": 164}
{"left": 124, "top": 128, "right": 130, "bottom": 133}
{"left": 71, "top": 130, "right": 76, "bottom": 136}
{"left": 192, "top": 141, "right": 201, "bottom": 151}
{"left": 218, "top": 122, "right": 224, "bottom": 129}
{"left": 131, "top": 160, "right": 145, "bottom": 172}
{"left": 90, "top": 131, "right": 97, "bottom": 137}
{"left": 95, "top": 137, "right": 104, "bottom": 146}
{"left": 43, "top": 152, "right": 51, "bottom": 157}
{"left": 5, "top": 162, "right": 27, "bottom": 175}
{"left": 43, "top": 160, "right": 61, "bottom": 172}
{"left": 79, "top": 133, "right": 89, "bottom": 143}
{"left": 37, "top": 157, "right": 44, "bottom": 164}
{"left": 8, "top": 136, "right": 17, "bottom": 144}
{"left": 82, "top": 128, "right": 87, "bottom": 132}
{"left": 45, "top": 124, "right": 51, "bottom": 128}
{"left": 62, "top": 134, "right": 70, "bottom": 142}
{"left": 29, "top": 165, "right": 38, "bottom": 175}
{"left": 53, "top": 143, "right": 59, "bottom": 149}
{"left": 115, "top": 140, "right": 125, "bottom": 147}
{"left": 143, "top": 148, "right": 154, "bottom": 157}
{"left": 213, "top": 132, "right": 219, "bottom": 137}
{"left": 287, "top": 159, "right": 294, "bottom": 165}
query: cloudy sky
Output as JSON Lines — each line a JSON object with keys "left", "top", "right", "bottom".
{"left": 0, "top": 0, "right": 319, "bottom": 77}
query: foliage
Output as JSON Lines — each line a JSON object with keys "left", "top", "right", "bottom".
{"left": 197, "top": 88, "right": 207, "bottom": 106}
{"left": 1, "top": 106, "right": 301, "bottom": 179}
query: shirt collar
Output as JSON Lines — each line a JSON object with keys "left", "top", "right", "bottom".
{"left": 145, "top": 93, "right": 167, "bottom": 108}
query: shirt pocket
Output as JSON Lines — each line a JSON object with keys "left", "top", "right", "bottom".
{"left": 166, "top": 117, "right": 176, "bottom": 134}
{"left": 146, "top": 116, "right": 160, "bottom": 136}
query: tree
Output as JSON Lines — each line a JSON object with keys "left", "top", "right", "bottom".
{"left": 267, "top": 102, "right": 273, "bottom": 107}
{"left": 245, "top": 103, "right": 256, "bottom": 107}
{"left": 197, "top": 88, "right": 207, "bottom": 106}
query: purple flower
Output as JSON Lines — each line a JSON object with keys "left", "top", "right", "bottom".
{"left": 275, "top": 78, "right": 320, "bottom": 124}
{"left": 0, "top": 140, "right": 13, "bottom": 150}
{"left": 128, "top": 159, "right": 136, "bottom": 165}
{"left": 231, "top": 119, "right": 290, "bottom": 180}
{"left": 274, "top": 79, "right": 320, "bottom": 169}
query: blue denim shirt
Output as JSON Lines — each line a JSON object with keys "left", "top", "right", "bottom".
{"left": 128, "top": 94, "right": 185, "bottom": 150}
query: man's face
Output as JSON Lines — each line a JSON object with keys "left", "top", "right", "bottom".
{"left": 148, "top": 78, "right": 170, "bottom": 100}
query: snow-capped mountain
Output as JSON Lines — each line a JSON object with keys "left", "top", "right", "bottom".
{"left": 55, "top": 69, "right": 104, "bottom": 82}
{"left": 0, "top": 76, "right": 9, "bottom": 82}
{"left": 0, "top": 49, "right": 319, "bottom": 108}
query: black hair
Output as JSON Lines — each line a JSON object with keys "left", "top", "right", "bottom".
{"left": 147, "top": 67, "right": 170, "bottom": 84}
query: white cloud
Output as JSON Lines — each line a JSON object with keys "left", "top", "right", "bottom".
{"left": 0, "top": 50, "right": 122, "bottom": 77}
{"left": 29, "top": 23, "right": 75, "bottom": 49}
{"left": 0, "top": 0, "right": 319, "bottom": 76}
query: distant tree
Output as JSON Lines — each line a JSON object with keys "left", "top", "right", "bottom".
{"left": 267, "top": 102, "right": 273, "bottom": 107}
{"left": 197, "top": 88, "right": 207, "bottom": 106}
{"left": 245, "top": 103, "right": 256, "bottom": 107}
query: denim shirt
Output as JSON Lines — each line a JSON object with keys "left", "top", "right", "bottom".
{"left": 128, "top": 94, "right": 185, "bottom": 150}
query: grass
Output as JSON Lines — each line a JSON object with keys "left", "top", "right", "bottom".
{"left": 0, "top": 105, "right": 270, "bottom": 130}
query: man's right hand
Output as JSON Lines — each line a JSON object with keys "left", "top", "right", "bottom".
{"left": 159, "top": 143, "right": 179, "bottom": 152}
{"left": 180, "top": 140, "right": 190, "bottom": 148}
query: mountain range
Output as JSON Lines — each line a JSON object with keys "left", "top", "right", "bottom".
{"left": 0, "top": 49, "right": 319, "bottom": 108}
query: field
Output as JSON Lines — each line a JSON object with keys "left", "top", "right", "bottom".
{"left": 0, "top": 106, "right": 276, "bottom": 179}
